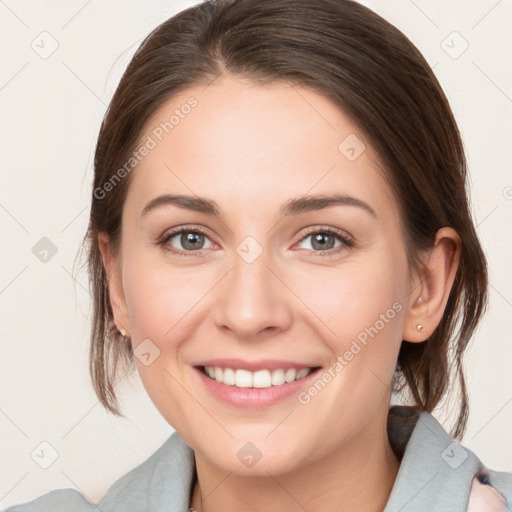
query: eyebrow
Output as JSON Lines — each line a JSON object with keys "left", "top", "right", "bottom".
{"left": 140, "top": 193, "right": 377, "bottom": 220}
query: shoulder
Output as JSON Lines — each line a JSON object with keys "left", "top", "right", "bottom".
{"left": 2, "top": 489, "right": 97, "bottom": 512}
{"left": 386, "top": 406, "right": 512, "bottom": 512}
{"left": 2, "top": 432, "right": 195, "bottom": 512}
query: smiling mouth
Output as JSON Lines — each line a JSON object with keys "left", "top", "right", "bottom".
{"left": 198, "top": 365, "right": 322, "bottom": 389}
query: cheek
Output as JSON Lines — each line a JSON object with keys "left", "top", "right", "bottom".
{"left": 290, "top": 259, "right": 406, "bottom": 425}
{"left": 293, "top": 253, "right": 406, "bottom": 349}
{"left": 290, "top": 250, "right": 407, "bottom": 413}
{"left": 121, "top": 258, "right": 208, "bottom": 426}
{"left": 123, "top": 255, "right": 206, "bottom": 345}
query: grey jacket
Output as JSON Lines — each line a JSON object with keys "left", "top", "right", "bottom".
{"left": 3, "top": 407, "right": 511, "bottom": 511}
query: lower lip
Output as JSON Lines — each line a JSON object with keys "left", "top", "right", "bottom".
{"left": 194, "top": 366, "right": 321, "bottom": 407}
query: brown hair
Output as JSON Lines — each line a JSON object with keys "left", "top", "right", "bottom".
{"left": 77, "top": 0, "right": 487, "bottom": 439}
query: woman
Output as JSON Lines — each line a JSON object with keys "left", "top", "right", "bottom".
{"left": 5, "top": 0, "right": 511, "bottom": 510}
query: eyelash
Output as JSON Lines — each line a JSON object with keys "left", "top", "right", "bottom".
{"left": 156, "top": 225, "right": 355, "bottom": 258}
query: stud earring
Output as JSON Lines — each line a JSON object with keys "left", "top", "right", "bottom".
{"left": 415, "top": 297, "right": 423, "bottom": 306}
{"left": 417, "top": 324, "right": 425, "bottom": 332}
{"left": 114, "top": 320, "right": 128, "bottom": 339}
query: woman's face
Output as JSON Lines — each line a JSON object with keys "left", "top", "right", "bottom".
{"left": 106, "top": 75, "right": 417, "bottom": 474}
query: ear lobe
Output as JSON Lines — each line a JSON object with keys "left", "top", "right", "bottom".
{"left": 402, "top": 227, "right": 461, "bottom": 343}
{"left": 98, "top": 232, "right": 130, "bottom": 336}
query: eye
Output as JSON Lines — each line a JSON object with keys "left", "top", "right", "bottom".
{"left": 294, "top": 227, "right": 354, "bottom": 255}
{"left": 157, "top": 225, "right": 354, "bottom": 257}
{"left": 158, "top": 226, "right": 216, "bottom": 256}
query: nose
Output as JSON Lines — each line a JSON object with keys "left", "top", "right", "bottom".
{"left": 211, "top": 247, "right": 293, "bottom": 340}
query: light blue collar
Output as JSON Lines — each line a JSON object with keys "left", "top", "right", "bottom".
{"left": 95, "top": 408, "right": 508, "bottom": 512}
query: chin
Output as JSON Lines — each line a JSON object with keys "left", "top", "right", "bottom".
{"left": 192, "top": 433, "right": 314, "bottom": 476}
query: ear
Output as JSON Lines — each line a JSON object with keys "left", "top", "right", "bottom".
{"left": 402, "top": 227, "right": 461, "bottom": 342}
{"left": 98, "top": 232, "right": 130, "bottom": 337}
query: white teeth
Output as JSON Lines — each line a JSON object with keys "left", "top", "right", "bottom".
{"left": 235, "top": 369, "right": 252, "bottom": 388}
{"left": 296, "top": 368, "right": 310, "bottom": 380}
{"left": 285, "top": 369, "right": 296, "bottom": 383}
{"left": 223, "top": 367, "right": 235, "bottom": 385}
{"left": 271, "top": 369, "right": 285, "bottom": 386}
{"left": 252, "top": 370, "right": 272, "bottom": 388}
{"left": 203, "top": 366, "right": 315, "bottom": 388}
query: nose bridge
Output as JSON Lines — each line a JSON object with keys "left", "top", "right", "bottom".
{"left": 211, "top": 236, "right": 292, "bottom": 338}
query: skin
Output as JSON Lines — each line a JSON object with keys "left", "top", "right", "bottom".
{"left": 99, "top": 75, "right": 461, "bottom": 512}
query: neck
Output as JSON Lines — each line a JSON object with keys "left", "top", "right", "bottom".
{"left": 190, "top": 408, "right": 400, "bottom": 512}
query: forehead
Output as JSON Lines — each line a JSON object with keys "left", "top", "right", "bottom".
{"left": 125, "top": 75, "right": 398, "bottom": 222}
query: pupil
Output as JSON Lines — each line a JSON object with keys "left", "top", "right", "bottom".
{"left": 182, "top": 232, "right": 203, "bottom": 250}
{"left": 312, "top": 233, "right": 334, "bottom": 251}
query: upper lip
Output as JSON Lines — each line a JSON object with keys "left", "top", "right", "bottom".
{"left": 194, "top": 358, "right": 321, "bottom": 372}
